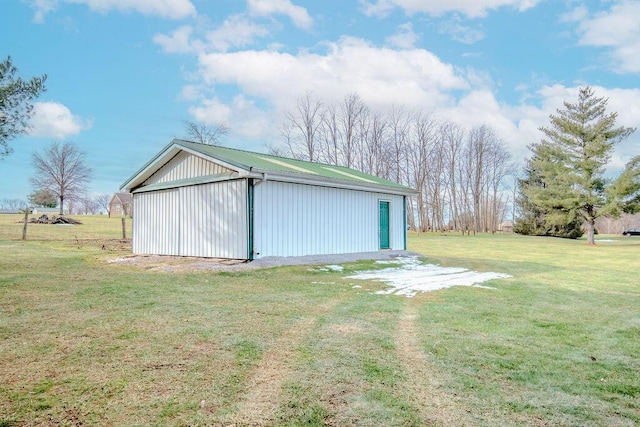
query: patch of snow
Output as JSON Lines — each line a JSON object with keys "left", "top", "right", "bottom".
{"left": 345, "top": 256, "right": 511, "bottom": 297}
{"left": 595, "top": 239, "right": 617, "bottom": 243}
{"left": 309, "top": 264, "right": 345, "bottom": 272}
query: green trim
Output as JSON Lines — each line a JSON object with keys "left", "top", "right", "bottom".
{"left": 379, "top": 200, "right": 390, "bottom": 250}
{"left": 403, "top": 196, "right": 407, "bottom": 250}
{"left": 247, "top": 178, "right": 255, "bottom": 261}
{"left": 131, "top": 173, "right": 236, "bottom": 193}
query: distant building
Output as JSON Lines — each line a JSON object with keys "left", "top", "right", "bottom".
{"left": 32, "top": 207, "right": 59, "bottom": 216}
{"left": 120, "top": 139, "right": 416, "bottom": 260}
{"left": 500, "top": 221, "right": 514, "bottom": 233}
{"left": 109, "top": 193, "right": 133, "bottom": 217}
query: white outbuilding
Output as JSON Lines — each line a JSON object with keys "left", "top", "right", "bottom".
{"left": 120, "top": 139, "right": 415, "bottom": 260}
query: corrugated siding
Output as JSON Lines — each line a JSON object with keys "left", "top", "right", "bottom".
{"left": 133, "top": 189, "right": 180, "bottom": 255}
{"left": 132, "top": 180, "right": 247, "bottom": 259}
{"left": 253, "top": 181, "right": 405, "bottom": 258}
{"left": 180, "top": 180, "right": 248, "bottom": 258}
{"left": 144, "top": 151, "right": 234, "bottom": 185}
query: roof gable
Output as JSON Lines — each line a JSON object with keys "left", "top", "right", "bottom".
{"left": 121, "top": 139, "right": 415, "bottom": 195}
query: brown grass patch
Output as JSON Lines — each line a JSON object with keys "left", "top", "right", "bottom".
{"left": 396, "top": 300, "right": 476, "bottom": 426}
{"left": 227, "top": 317, "right": 317, "bottom": 425}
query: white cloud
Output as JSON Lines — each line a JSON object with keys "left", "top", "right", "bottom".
{"left": 179, "top": 84, "right": 203, "bottom": 101}
{"left": 28, "top": 102, "right": 93, "bottom": 139}
{"left": 560, "top": 5, "right": 588, "bottom": 23}
{"left": 31, "top": 0, "right": 196, "bottom": 21}
{"left": 30, "top": 0, "right": 57, "bottom": 23}
{"left": 189, "top": 95, "right": 272, "bottom": 139}
{"left": 206, "top": 15, "right": 270, "bottom": 52}
{"left": 361, "top": 0, "right": 541, "bottom": 18}
{"left": 385, "top": 22, "right": 419, "bottom": 49}
{"left": 196, "top": 37, "right": 467, "bottom": 112}
{"left": 248, "top": 0, "right": 313, "bottom": 30}
{"left": 154, "top": 16, "right": 270, "bottom": 54}
{"left": 438, "top": 15, "right": 485, "bottom": 44}
{"left": 179, "top": 33, "right": 638, "bottom": 175}
{"left": 575, "top": 0, "right": 640, "bottom": 73}
{"left": 153, "top": 25, "right": 203, "bottom": 54}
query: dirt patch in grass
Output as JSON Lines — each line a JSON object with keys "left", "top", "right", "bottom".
{"left": 107, "top": 254, "right": 248, "bottom": 272}
{"left": 106, "top": 250, "right": 420, "bottom": 273}
{"left": 70, "top": 238, "right": 132, "bottom": 252}
{"left": 227, "top": 317, "right": 318, "bottom": 425}
{"left": 395, "top": 301, "right": 476, "bottom": 425}
{"left": 330, "top": 323, "right": 363, "bottom": 335}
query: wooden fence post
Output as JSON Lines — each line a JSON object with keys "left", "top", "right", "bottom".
{"left": 22, "top": 208, "right": 30, "bottom": 240}
{"left": 121, "top": 217, "right": 126, "bottom": 239}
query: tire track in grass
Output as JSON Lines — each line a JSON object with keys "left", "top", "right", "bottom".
{"left": 227, "top": 313, "right": 321, "bottom": 426}
{"left": 396, "top": 300, "right": 476, "bottom": 426}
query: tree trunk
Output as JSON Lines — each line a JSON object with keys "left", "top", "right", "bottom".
{"left": 586, "top": 219, "right": 596, "bottom": 245}
{"left": 22, "top": 209, "right": 29, "bottom": 240}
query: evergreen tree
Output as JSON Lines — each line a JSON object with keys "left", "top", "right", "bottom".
{"left": 523, "top": 87, "right": 636, "bottom": 244}
{"left": 515, "top": 152, "right": 583, "bottom": 238}
{"left": 28, "top": 189, "right": 57, "bottom": 208}
{"left": 0, "top": 56, "right": 47, "bottom": 158}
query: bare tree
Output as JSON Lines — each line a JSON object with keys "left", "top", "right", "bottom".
{"left": 183, "top": 121, "right": 229, "bottom": 145}
{"left": 339, "top": 93, "right": 367, "bottom": 168}
{"left": 388, "top": 106, "right": 411, "bottom": 185}
{"left": 1, "top": 198, "right": 27, "bottom": 210}
{"left": 75, "top": 197, "right": 98, "bottom": 215}
{"left": 319, "top": 104, "right": 341, "bottom": 165}
{"left": 276, "top": 92, "right": 517, "bottom": 234}
{"left": 94, "top": 193, "right": 112, "bottom": 216}
{"left": 31, "top": 141, "right": 92, "bottom": 215}
{"left": 441, "top": 121, "right": 465, "bottom": 231}
{"left": 407, "top": 111, "right": 438, "bottom": 231}
{"left": 283, "top": 91, "right": 324, "bottom": 161}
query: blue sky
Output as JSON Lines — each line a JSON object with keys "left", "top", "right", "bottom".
{"left": 2, "top": 0, "right": 639, "bottom": 201}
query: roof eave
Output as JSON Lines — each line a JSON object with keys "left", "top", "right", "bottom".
{"left": 120, "top": 139, "right": 251, "bottom": 192}
{"left": 249, "top": 168, "right": 417, "bottom": 196}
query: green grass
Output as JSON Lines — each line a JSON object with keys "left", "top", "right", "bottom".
{"left": 0, "top": 213, "right": 132, "bottom": 241}
{"left": 0, "top": 215, "right": 639, "bottom": 426}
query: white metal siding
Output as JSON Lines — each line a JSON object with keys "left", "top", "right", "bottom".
{"left": 180, "top": 180, "right": 248, "bottom": 258}
{"left": 133, "top": 189, "right": 180, "bottom": 255}
{"left": 144, "top": 151, "right": 234, "bottom": 185}
{"left": 253, "top": 181, "right": 405, "bottom": 258}
{"left": 132, "top": 180, "right": 248, "bottom": 259}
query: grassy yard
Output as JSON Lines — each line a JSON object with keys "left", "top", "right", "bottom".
{"left": 0, "top": 215, "right": 639, "bottom": 426}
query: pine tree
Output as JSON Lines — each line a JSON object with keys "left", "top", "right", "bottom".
{"left": 0, "top": 56, "right": 47, "bottom": 158}
{"left": 515, "top": 151, "right": 583, "bottom": 238}
{"left": 523, "top": 87, "right": 636, "bottom": 245}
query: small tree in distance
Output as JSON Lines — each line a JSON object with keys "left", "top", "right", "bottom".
{"left": 30, "top": 141, "right": 92, "bottom": 215}
{"left": 94, "top": 193, "right": 112, "bottom": 216}
{"left": 28, "top": 189, "right": 57, "bottom": 208}
{"left": 183, "top": 121, "right": 229, "bottom": 145}
{"left": 521, "top": 86, "right": 637, "bottom": 245}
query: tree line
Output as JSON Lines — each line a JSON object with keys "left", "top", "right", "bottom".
{"left": 273, "top": 91, "right": 514, "bottom": 233}
{"left": 1, "top": 191, "right": 113, "bottom": 216}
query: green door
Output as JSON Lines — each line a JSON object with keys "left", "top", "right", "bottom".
{"left": 379, "top": 201, "right": 390, "bottom": 249}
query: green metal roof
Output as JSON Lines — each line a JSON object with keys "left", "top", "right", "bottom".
{"left": 174, "top": 139, "right": 412, "bottom": 191}
{"left": 121, "top": 139, "right": 415, "bottom": 194}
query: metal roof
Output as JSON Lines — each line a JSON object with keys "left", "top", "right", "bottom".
{"left": 121, "top": 139, "right": 415, "bottom": 195}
